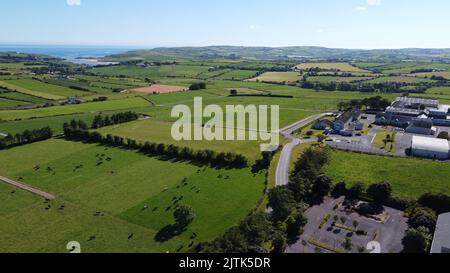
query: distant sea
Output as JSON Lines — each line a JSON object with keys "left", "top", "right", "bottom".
{"left": 0, "top": 45, "right": 133, "bottom": 58}
{"left": 0, "top": 45, "right": 139, "bottom": 65}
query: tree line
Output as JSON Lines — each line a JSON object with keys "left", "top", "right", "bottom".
{"left": 91, "top": 111, "right": 139, "bottom": 129}
{"left": 337, "top": 96, "right": 391, "bottom": 111}
{"left": 299, "top": 81, "right": 428, "bottom": 93}
{"left": 63, "top": 120, "right": 248, "bottom": 169}
{"left": 0, "top": 127, "right": 53, "bottom": 150}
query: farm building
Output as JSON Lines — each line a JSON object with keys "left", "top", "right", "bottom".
{"left": 313, "top": 119, "right": 334, "bottom": 130}
{"left": 411, "top": 136, "right": 449, "bottom": 160}
{"left": 392, "top": 97, "right": 439, "bottom": 109}
{"left": 405, "top": 119, "right": 435, "bottom": 135}
{"left": 431, "top": 213, "right": 450, "bottom": 253}
{"left": 66, "top": 97, "right": 82, "bottom": 105}
{"left": 378, "top": 97, "right": 450, "bottom": 129}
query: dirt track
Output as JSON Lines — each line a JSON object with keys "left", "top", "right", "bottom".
{"left": 0, "top": 175, "right": 55, "bottom": 200}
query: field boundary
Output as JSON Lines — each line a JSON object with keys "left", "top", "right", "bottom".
{"left": 0, "top": 175, "right": 55, "bottom": 200}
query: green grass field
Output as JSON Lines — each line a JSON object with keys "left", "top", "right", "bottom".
{"left": 248, "top": 72, "right": 301, "bottom": 83}
{"left": 413, "top": 71, "right": 450, "bottom": 80}
{"left": 0, "top": 97, "right": 150, "bottom": 121}
{"left": 95, "top": 119, "right": 267, "bottom": 162}
{"left": 92, "top": 65, "right": 210, "bottom": 79}
{"left": 306, "top": 76, "right": 374, "bottom": 83}
{"left": 372, "top": 127, "right": 396, "bottom": 153}
{"left": 365, "top": 76, "right": 436, "bottom": 84}
{"left": 0, "top": 113, "right": 97, "bottom": 135}
{"left": 296, "top": 62, "right": 370, "bottom": 73}
{"left": 0, "top": 91, "right": 49, "bottom": 104}
{"left": 0, "top": 139, "right": 265, "bottom": 252}
{"left": 215, "top": 69, "right": 258, "bottom": 80}
{"left": 323, "top": 150, "right": 450, "bottom": 198}
{"left": 0, "top": 78, "right": 91, "bottom": 100}
{"left": 0, "top": 97, "right": 30, "bottom": 109}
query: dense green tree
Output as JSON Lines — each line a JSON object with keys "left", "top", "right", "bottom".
{"left": 332, "top": 181, "right": 348, "bottom": 197}
{"left": 174, "top": 205, "right": 196, "bottom": 227}
{"left": 269, "top": 186, "right": 296, "bottom": 222}
{"left": 408, "top": 210, "right": 437, "bottom": 231}
{"left": 288, "top": 177, "right": 313, "bottom": 202}
{"left": 402, "top": 227, "right": 432, "bottom": 253}
{"left": 367, "top": 182, "right": 392, "bottom": 203}
{"left": 312, "top": 175, "right": 333, "bottom": 197}
{"left": 272, "top": 229, "right": 288, "bottom": 253}
{"left": 285, "top": 209, "right": 308, "bottom": 238}
{"left": 418, "top": 193, "right": 450, "bottom": 214}
{"left": 239, "top": 213, "right": 272, "bottom": 246}
{"left": 348, "top": 182, "right": 366, "bottom": 199}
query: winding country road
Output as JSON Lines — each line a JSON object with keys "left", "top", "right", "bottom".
{"left": 275, "top": 113, "right": 331, "bottom": 186}
{"left": 0, "top": 175, "right": 55, "bottom": 200}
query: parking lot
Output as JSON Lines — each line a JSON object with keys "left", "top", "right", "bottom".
{"left": 286, "top": 197, "right": 408, "bottom": 253}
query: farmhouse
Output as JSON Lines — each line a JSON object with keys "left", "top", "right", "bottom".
{"left": 313, "top": 119, "right": 334, "bottom": 130}
{"left": 66, "top": 97, "right": 82, "bottom": 105}
{"left": 431, "top": 213, "right": 450, "bottom": 253}
{"left": 411, "top": 136, "right": 449, "bottom": 160}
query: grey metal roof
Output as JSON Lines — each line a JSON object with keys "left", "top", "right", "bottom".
{"left": 431, "top": 213, "right": 450, "bottom": 253}
{"left": 409, "top": 119, "right": 433, "bottom": 129}
{"left": 386, "top": 106, "right": 423, "bottom": 116}
{"left": 395, "top": 96, "right": 439, "bottom": 107}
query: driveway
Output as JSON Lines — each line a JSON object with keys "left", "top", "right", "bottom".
{"left": 275, "top": 113, "right": 331, "bottom": 186}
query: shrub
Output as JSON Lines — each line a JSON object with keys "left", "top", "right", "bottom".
{"left": 174, "top": 205, "right": 196, "bottom": 227}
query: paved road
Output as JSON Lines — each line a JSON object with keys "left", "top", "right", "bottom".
{"left": 275, "top": 113, "right": 331, "bottom": 186}
{"left": 0, "top": 175, "right": 55, "bottom": 200}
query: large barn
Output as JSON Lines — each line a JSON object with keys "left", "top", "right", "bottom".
{"left": 411, "top": 136, "right": 450, "bottom": 160}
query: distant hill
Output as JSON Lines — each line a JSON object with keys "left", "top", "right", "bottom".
{"left": 105, "top": 46, "right": 450, "bottom": 63}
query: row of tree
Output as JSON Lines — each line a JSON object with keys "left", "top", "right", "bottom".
{"left": 91, "top": 111, "right": 139, "bottom": 129}
{"left": 63, "top": 120, "right": 248, "bottom": 169}
{"left": 0, "top": 127, "right": 53, "bottom": 150}
{"left": 300, "top": 81, "right": 429, "bottom": 93}
{"left": 337, "top": 96, "right": 392, "bottom": 111}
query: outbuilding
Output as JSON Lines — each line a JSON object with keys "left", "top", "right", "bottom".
{"left": 406, "top": 119, "right": 435, "bottom": 135}
{"left": 411, "top": 136, "right": 449, "bottom": 160}
{"left": 431, "top": 213, "right": 450, "bottom": 253}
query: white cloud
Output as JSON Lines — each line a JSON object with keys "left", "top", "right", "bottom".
{"left": 66, "top": 0, "right": 81, "bottom": 6}
{"left": 316, "top": 28, "right": 325, "bottom": 33}
{"left": 367, "top": 0, "right": 381, "bottom": 6}
{"left": 355, "top": 6, "right": 368, "bottom": 11}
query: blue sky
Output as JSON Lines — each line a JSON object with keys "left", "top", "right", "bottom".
{"left": 1, "top": 0, "right": 450, "bottom": 49}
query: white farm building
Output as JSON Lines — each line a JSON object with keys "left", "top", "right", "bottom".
{"left": 411, "top": 136, "right": 449, "bottom": 160}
